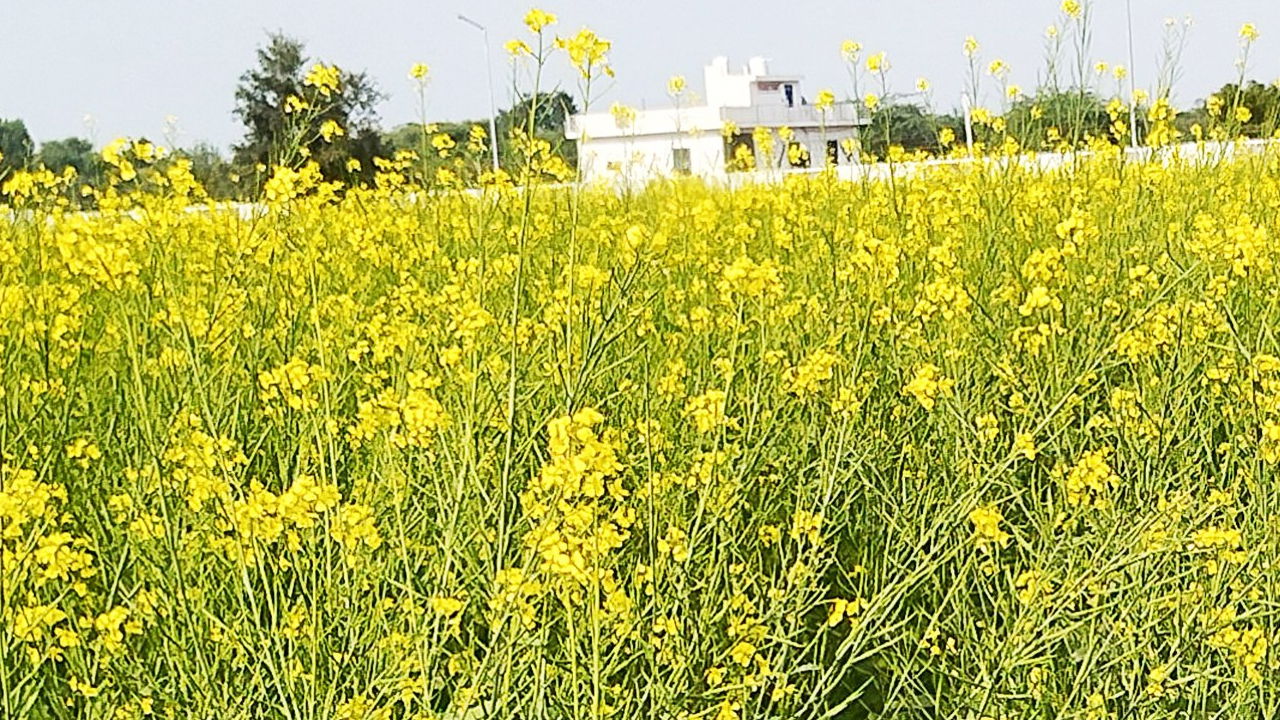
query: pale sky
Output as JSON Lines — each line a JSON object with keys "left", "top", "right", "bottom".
{"left": 2, "top": 1, "right": 1277, "bottom": 152}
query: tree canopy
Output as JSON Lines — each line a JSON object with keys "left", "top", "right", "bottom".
{"left": 37, "top": 137, "right": 101, "bottom": 182}
{"left": 497, "top": 90, "right": 579, "bottom": 167}
{"left": 232, "top": 33, "right": 385, "bottom": 182}
{"left": 0, "top": 119, "right": 33, "bottom": 174}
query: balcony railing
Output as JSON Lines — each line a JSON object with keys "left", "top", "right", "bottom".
{"left": 722, "top": 102, "right": 865, "bottom": 128}
{"left": 564, "top": 102, "right": 868, "bottom": 139}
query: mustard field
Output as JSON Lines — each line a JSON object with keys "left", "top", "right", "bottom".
{"left": 4, "top": 143, "right": 1280, "bottom": 720}
{"left": 4, "top": 5, "right": 1280, "bottom": 716}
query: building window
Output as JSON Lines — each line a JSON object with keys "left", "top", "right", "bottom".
{"left": 786, "top": 142, "right": 810, "bottom": 169}
{"left": 672, "top": 147, "right": 691, "bottom": 175}
{"left": 783, "top": 84, "right": 795, "bottom": 107}
{"left": 826, "top": 140, "right": 839, "bottom": 167}
{"left": 724, "top": 134, "right": 756, "bottom": 173}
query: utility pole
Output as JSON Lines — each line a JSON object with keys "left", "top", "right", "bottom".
{"left": 458, "top": 14, "right": 501, "bottom": 173}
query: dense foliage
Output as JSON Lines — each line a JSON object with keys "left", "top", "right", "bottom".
{"left": 5, "top": 121, "right": 1280, "bottom": 718}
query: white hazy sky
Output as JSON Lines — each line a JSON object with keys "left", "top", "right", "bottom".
{"left": 2, "top": 1, "right": 1278, "bottom": 151}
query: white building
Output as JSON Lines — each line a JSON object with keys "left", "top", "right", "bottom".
{"left": 565, "top": 56, "right": 868, "bottom": 184}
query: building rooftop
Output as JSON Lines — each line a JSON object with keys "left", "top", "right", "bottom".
{"left": 565, "top": 56, "right": 866, "bottom": 140}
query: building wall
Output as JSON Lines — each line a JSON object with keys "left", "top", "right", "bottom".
{"left": 578, "top": 132, "right": 725, "bottom": 184}
{"left": 567, "top": 106, "right": 723, "bottom": 143}
{"left": 746, "top": 126, "right": 862, "bottom": 170}
{"left": 577, "top": 126, "right": 864, "bottom": 184}
{"left": 704, "top": 57, "right": 752, "bottom": 109}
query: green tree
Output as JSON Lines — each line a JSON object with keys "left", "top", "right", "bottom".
{"left": 37, "top": 137, "right": 101, "bottom": 183}
{"left": 498, "top": 90, "right": 577, "bottom": 135}
{"left": 1184, "top": 81, "right": 1280, "bottom": 138}
{"left": 380, "top": 91, "right": 578, "bottom": 187}
{"left": 181, "top": 143, "right": 240, "bottom": 200}
{"left": 382, "top": 120, "right": 482, "bottom": 158}
{"left": 232, "top": 33, "right": 386, "bottom": 183}
{"left": 497, "top": 90, "right": 578, "bottom": 167}
{"left": 382, "top": 119, "right": 490, "bottom": 183}
{"left": 0, "top": 118, "right": 34, "bottom": 175}
{"left": 863, "top": 103, "right": 963, "bottom": 157}
{"left": 1005, "top": 90, "right": 1111, "bottom": 148}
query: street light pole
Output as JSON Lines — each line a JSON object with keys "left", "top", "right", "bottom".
{"left": 458, "top": 14, "right": 501, "bottom": 173}
{"left": 1125, "top": 0, "right": 1139, "bottom": 150}
{"left": 962, "top": 93, "right": 975, "bottom": 158}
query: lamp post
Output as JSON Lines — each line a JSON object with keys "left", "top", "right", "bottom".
{"left": 1126, "top": 0, "right": 1139, "bottom": 150}
{"left": 962, "top": 93, "right": 975, "bottom": 158}
{"left": 458, "top": 14, "right": 501, "bottom": 173}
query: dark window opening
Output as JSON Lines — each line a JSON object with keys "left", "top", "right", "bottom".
{"left": 672, "top": 147, "right": 692, "bottom": 175}
{"left": 826, "top": 140, "right": 839, "bottom": 166}
{"left": 787, "top": 141, "right": 810, "bottom": 169}
{"left": 783, "top": 84, "right": 795, "bottom": 107}
{"left": 724, "top": 134, "right": 757, "bottom": 172}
